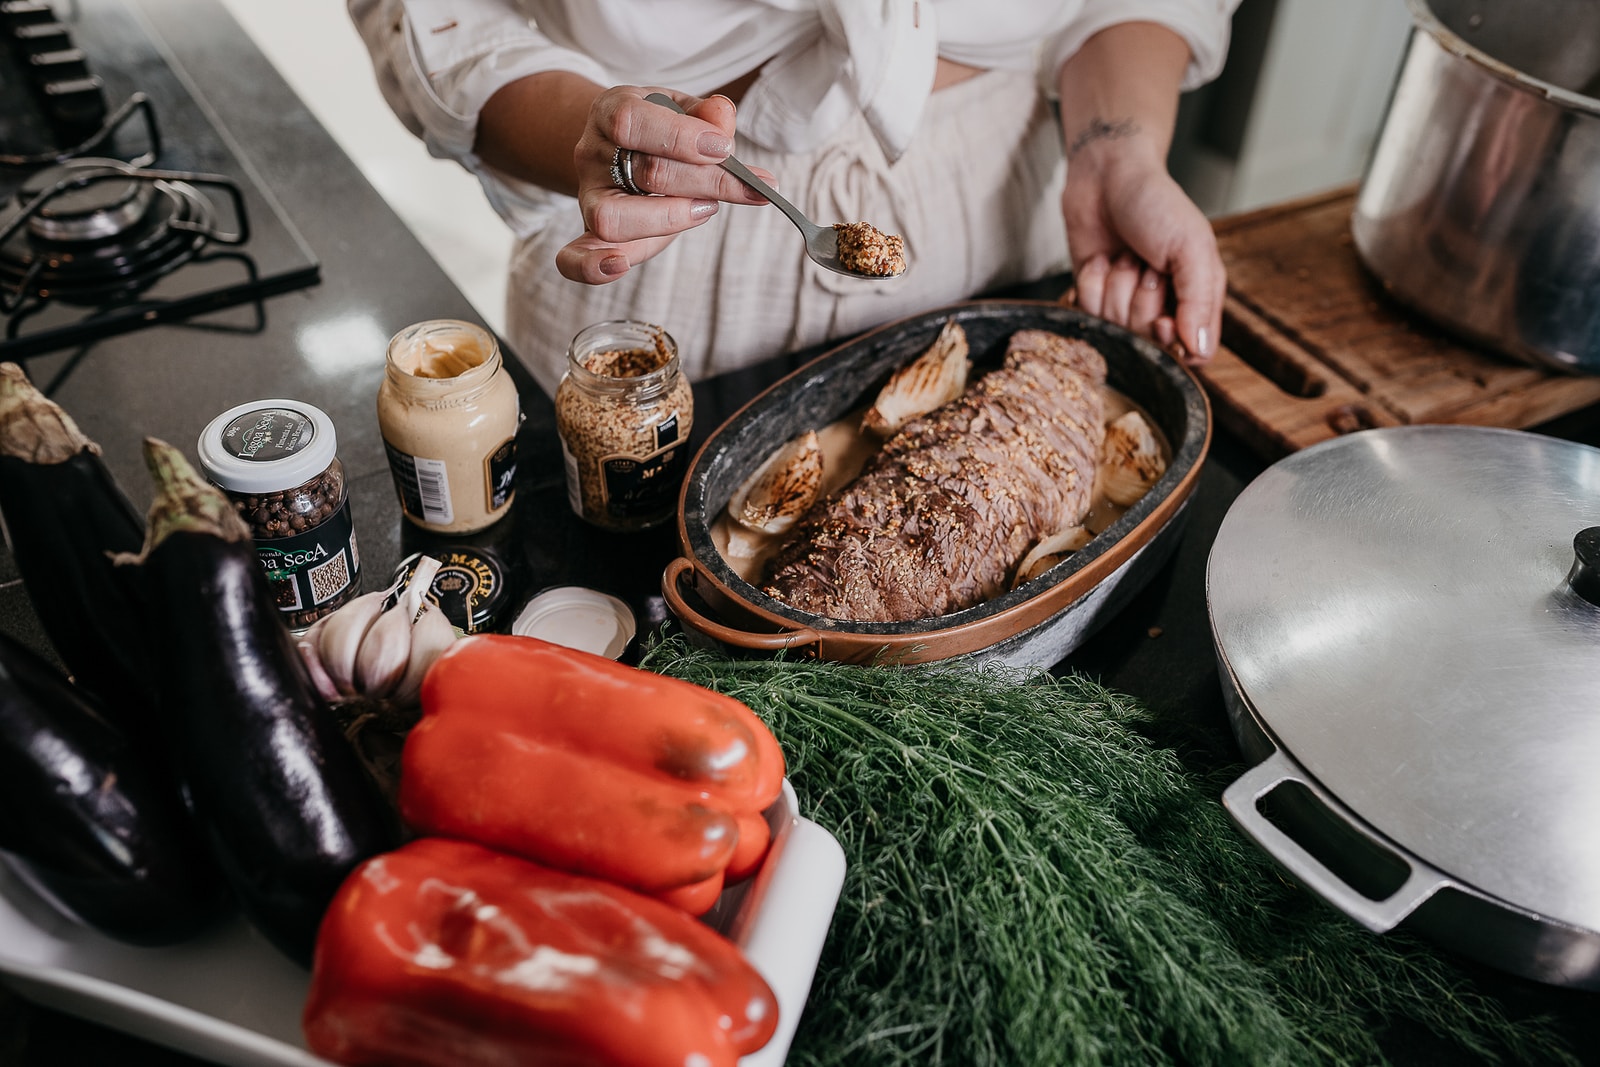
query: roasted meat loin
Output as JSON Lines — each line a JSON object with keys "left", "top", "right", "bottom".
{"left": 762, "top": 329, "right": 1107, "bottom": 622}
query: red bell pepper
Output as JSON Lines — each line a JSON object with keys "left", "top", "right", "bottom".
{"left": 399, "top": 635, "right": 785, "bottom": 911}
{"left": 303, "top": 837, "right": 778, "bottom": 1067}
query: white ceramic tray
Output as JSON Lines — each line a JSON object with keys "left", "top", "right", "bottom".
{"left": 0, "top": 781, "right": 845, "bottom": 1067}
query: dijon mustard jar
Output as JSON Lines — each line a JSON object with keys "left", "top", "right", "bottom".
{"left": 377, "top": 319, "right": 520, "bottom": 534}
{"left": 555, "top": 320, "right": 693, "bottom": 531}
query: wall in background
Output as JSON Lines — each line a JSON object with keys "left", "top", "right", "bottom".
{"left": 219, "top": 0, "right": 512, "bottom": 333}
{"left": 1172, "top": 0, "right": 1414, "bottom": 217}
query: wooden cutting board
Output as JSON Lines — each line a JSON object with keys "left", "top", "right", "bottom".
{"left": 1195, "top": 185, "right": 1600, "bottom": 459}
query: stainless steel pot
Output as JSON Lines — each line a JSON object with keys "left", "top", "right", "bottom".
{"left": 1351, "top": 0, "right": 1600, "bottom": 373}
{"left": 1209, "top": 425, "right": 1600, "bottom": 988}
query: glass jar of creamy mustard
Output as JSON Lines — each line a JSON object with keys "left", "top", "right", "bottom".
{"left": 555, "top": 320, "right": 693, "bottom": 531}
{"left": 377, "top": 319, "right": 520, "bottom": 535}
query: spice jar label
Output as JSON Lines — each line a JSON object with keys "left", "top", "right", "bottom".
{"left": 599, "top": 441, "right": 690, "bottom": 520}
{"left": 560, "top": 437, "right": 584, "bottom": 516}
{"left": 655, "top": 413, "right": 680, "bottom": 450}
{"left": 384, "top": 440, "right": 454, "bottom": 527}
{"left": 484, "top": 438, "right": 517, "bottom": 513}
{"left": 255, "top": 501, "right": 359, "bottom": 612}
{"left": 219, "top": 407, "right": 316, "bottom": 462}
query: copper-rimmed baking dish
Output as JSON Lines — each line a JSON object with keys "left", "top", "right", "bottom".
{"left": 662, "top": 301, "right": 1211, "bottom": 668}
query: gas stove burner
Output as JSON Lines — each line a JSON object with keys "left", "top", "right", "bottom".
{"left": 0, "top": 159, "right": 247, "bottom": 309}
{"left": 19, "top": 158, "right": 157, "bottom": 243}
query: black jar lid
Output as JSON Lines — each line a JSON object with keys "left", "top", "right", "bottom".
{"left": 391, "top": 547, "right": 511, "bottom": 634}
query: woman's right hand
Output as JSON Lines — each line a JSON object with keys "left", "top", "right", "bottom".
{"left": 557, "top": 88, "right": 772, "bottom": 284}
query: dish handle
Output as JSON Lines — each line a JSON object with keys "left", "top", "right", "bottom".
{"left": 1222, "top": 748, "right": 1449, "bottom": 933}
{"left": 661, "top": 557, "right": 824, "bottom": 657}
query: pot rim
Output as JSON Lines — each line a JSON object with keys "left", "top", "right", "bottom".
{"left": 669, "top": 300, "right": 1211, "bottom": 658}
{"left": 1405, "top": 0, "right": 1600, "bottom": 116}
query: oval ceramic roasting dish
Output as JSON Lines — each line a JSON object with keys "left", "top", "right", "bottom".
{"left": 664, "top": 301, "right": 1211, "bottom": 668}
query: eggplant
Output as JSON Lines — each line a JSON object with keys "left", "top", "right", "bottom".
{"left": 0, "top": 629, "right": 230, "bottom": 945}
{"left": 0, "top": 363, "right": 161, "bottom": 735}
{"left": 130, "top": 438, "right": 400, "bottom": 966}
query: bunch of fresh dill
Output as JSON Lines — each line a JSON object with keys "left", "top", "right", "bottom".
{"left": 643, "top": 638, "right": 1579, "bottom": 1067}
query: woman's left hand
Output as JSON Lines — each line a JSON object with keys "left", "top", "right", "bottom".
{"left": 1062, "top": 139, "right": 1224, "bottom": 365}
{"left": 1053, "top": 22, "right": 1226, "bottom": 366}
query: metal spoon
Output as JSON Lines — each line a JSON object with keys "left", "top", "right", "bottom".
{"left": 644, "top": 92, "right": 905, "bottom": 279}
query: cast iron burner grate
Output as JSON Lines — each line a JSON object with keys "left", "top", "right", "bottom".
{"left": 1, "top": 156, "right": 247, "bottom": 310}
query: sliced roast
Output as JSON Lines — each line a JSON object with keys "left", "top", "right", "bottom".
{"left": 762, "top": 330, "right": 1106, "bottom": 622}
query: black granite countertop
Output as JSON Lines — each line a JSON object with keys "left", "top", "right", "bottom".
{"left": 3, "top": 0, "right": 1600, "bottom": 1063}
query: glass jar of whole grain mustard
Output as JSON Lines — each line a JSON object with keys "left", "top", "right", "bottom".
{"left": 555, "top": 320, "right": 693, "bottom": 531}
{"left": 377, "top": 319, "right": 520, "bottom": 535}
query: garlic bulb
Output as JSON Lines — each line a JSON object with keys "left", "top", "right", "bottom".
{"left": 727, "top": 429, "right": 824, "bottom": 536}
{"left": 354, "top": 598, "right": 416, "bottom": 699}
{"left": 296, "top": 631, "right": 343, "bottom": 705}
{"left": 1098, "top": 411, "right": 1167, "bottom": 507}
{"left": 861, "top": 320, "right": 970, "bottom": 437}
{"left": 299, "top": 555, "right": 457, "bottom": 708}
{"left": 1012, "top": 526, "right": 1094, "bottom": 588}
{"left": 302, "top": 588, "right": 390, "bottom": 698}
{"left": 390, "top": 602, "right": 458, "bottom": 706}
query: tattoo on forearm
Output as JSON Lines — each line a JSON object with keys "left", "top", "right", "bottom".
{"left": 1068, "top": 117, "right": 1139, "bottom": 159}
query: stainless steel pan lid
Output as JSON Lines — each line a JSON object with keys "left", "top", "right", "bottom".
{"left": 1207, "top": 425, "right": 1600, "bottom": 935}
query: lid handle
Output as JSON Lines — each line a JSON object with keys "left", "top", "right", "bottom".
{"left": 1566, "top": 527, "right": 1600, "bottom": 606}
{"left": 1222, "top": 748, "right": 1451, "bottom": 933}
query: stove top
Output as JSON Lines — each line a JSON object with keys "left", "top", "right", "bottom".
{"left": 0, "top": 0, "right": 319, "bottom": 362}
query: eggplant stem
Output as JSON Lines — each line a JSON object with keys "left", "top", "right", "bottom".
{"left": 133, "top": 438, "right": 252, "bottom": 559}
{"left": 0, "top": 362, "right": 95, "bottom": 464}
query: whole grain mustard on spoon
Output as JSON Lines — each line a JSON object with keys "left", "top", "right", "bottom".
{"left": 645, "top": 92, "right": 908, "bottom": 279}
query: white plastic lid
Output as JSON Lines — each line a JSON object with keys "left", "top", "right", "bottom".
{"left": 511, "top": 586, "right": 636, "bottom": 660}
{"left": 196, "top": 400, "right": 338, "bottom": 495}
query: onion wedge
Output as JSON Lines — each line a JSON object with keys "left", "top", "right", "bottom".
{"left": 728, "top": 429, "right": 824, "bottom": 536}
{"left": 1012, "top": 526, "right": 1094, "bottom": 588}
{"left": 862, "top": 320, "right": 970, "bottom": 437}
{"left": 1098, "top": 410, "right": 1166, "bottom": 507}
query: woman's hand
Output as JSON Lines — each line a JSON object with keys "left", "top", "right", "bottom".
{"left": 1062, "top": 137, "right": 1224, "bottom": 364}
{"left": 1054, "top": 22, "right": 1224, "bottom": 364}
{"left": 559, "top": 88, "right": 772, "bottom": 284}
{"left": 475, "top": 77, "right": 773, "bottom": 285}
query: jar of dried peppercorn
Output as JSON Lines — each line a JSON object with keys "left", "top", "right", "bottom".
{"left": 197, "top": 400, "right": 361, "bottom": 631}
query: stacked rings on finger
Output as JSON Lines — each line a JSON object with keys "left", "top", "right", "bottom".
{"left": 609, "top": 146, "right": 646, "bottom": 196}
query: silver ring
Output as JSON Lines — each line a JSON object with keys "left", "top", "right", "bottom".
{"left": 609, "top": 146, "right": 646, "bottom": 196}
